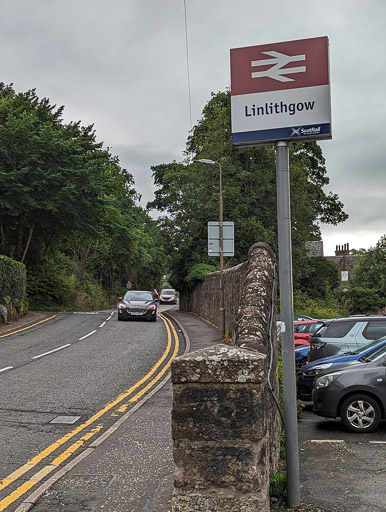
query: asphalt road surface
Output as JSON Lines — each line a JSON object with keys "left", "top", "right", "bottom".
{"left": 0, "top": 307, "right": 182, "bottom": 511}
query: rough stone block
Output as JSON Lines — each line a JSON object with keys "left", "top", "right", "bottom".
{"left": 173, "top": 440, "right": 267, "bottom": 492}
{"left": 172, "top": 384, "right": 268, "bottom": 441}
{"left": 172, "top": 344, "right": 267, "bottom": 384}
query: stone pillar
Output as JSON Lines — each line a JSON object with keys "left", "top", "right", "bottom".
{"left": 171, "top": 344, "right": 271, "bottom": 512}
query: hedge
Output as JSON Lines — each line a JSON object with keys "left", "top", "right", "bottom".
{"left": 0, "top": 255, "right": 27, "bottom": 303}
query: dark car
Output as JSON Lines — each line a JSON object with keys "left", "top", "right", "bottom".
{"left": 159, "top": 289, "right": 177, "bottom": 304}
{"left": 308, "top": 315, "right": 386, "bottom": 363}
{"left": 117, "top": 290, "right": 158, "bottom": 322}
{"left": 312, "top": 342, "right": 386, "bottom": 432}
{"left": 298, "top": 336, "right": 386, "bottom": 401}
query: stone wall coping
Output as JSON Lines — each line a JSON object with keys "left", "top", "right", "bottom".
{"left": 172, "top": 343, "right": 267, "bottom": 384}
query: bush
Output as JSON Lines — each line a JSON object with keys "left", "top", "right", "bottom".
{"left": 186, "top": 263, "right": 217, "bottom": 284}
{"left": 292, "top": 289, "right": 348, "bottom": 319}
{"left": 337, "top": 287, "right": 386, "bottom": 314}
{"left": 0, "top": 255, "right": 27, "bottom": 302}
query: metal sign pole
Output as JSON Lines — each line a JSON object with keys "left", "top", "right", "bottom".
{"left": 218, "top": 162, "right": 225, "bottom": 339}
{"left": 275, "top": 141, "right": 300, "bottom": 506}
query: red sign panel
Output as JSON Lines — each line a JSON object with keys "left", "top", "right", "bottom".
{"left": 230, "top": 36, "right": 329, "bottom": 96}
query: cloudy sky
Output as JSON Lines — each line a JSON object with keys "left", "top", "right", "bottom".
{"left": 1, "top": 0, "right": 385, "bottom": 256}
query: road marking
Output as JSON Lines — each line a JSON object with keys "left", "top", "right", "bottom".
{"left": 78, "top": 330, "right": 97, "bottom": 341}
{"left": 369, "top": 441, "right": 386, "bottom": 444}
{"left": 99, "top": 321, "right": 106, "bottom": 328}
{"left": 0, "top": 315, "right": 57, "bottom": 339}
{"left": 0, "top": 313, "right": 179, "bottom": 506}
{"left": 106, "top": 313, "right": 114, "bottom": 320}
{"left": 0, "top": 367, "right": 14, "bottom": 373}
{"left": 32, "top": 344, "right": 71, "bottom": 360}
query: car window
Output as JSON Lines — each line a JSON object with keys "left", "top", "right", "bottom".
{"left": 308, "top": 322, "right": 324, "bottom": 334}
{"left": 294, "top": 324, "right": 309, "bottom": 333}
{"left": 322, "top": 320, "right": 358, "bottom": 338}
{"left": 124, "top": 291, "right": 153, "bottom": 301}
{"left": 363, "top": 320, "right": 386, "bottom": 340}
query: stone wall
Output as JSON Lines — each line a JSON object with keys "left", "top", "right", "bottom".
{"left": 171, "top": 243, "right": 280, "bottom": 511}
{"left": 179, "top": 262, "right": 247, "bottom": 340}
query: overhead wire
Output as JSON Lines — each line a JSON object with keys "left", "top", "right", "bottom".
{"left": 183, "top": 0, "right": 193, "bottom": 133}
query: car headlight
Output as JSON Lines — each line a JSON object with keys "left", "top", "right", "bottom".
{"left": 118, "top": 303, "right": 126, "bottom": 309}
{"left": 303, "top": 363, "right": 333, "bottom": 377}
{"left": 147, "top": 304, "right": 157, "bottom": 310}
{"left": 315, "top": 372, "right": 342, "bottom": 389}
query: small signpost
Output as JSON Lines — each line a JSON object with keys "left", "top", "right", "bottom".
{"left": 230, "top": 36, "right": 331, "bottom": 507}
{"left": 208, "top": 221, "right": 234, "bottom": 257}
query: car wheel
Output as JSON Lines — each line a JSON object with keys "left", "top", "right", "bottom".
{"left": 151, "top": 316, "right": 157, "bottom": 322}
{"left": 341, "top": 394, "right": 381, "bottom": 433}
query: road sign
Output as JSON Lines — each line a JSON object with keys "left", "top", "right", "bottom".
{"left": 230, "top": 36, "right": 331, "bottom": 146}
{"left": 208, "top": 222, "right": 234, "bottom": 257}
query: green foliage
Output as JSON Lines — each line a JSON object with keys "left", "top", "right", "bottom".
{"left": 292, "top": 289, "right": 348, "bottom": 319}
{"left": 298, "top": 256, "right": 339, "bottom": 299}
{"left": 0, "top": 83, "right": 168, "bottom": 309}
{"left": 351, "top": 235, "right": 386, "bottom": 294}
{"left": 337, "top": 287, "right": 386, "bottom": 314}
{"left": 186, "top": 263, "right": 217, "bottom": 284}
{"left": 270, "top": 472, "right": 287, "bottom": 499}
{"left": 149, "top": 90, "right": 348, "bottom": 291}
{"left": 0, "top": 254, "right": 26, "bottom": 302}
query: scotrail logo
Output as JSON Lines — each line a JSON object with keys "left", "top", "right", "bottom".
{"left": 251, "top": 51, "right": 306, "bottom": 82}
{"left": 291, "top": 126, "right": 321, "bottom": 137}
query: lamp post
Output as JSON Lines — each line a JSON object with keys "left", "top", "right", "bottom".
{"left": 195, "top": 159, "right": 225, "bottom": 339}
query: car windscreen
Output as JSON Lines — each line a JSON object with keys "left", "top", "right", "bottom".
{"left": 352, "top": 336, "right": 386, "bottom": 355}
{"left": 364, "top": 343, "right": 386, "bottom": 362}
{"left": 161, "top": 290, "right": 175, "bottom": 296}
{"left": 124, "top": 292, "right": 153, "bottom": 301}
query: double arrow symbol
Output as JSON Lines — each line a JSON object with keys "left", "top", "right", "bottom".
{"left": 251, "top": 51, "right": 306, "bottom": 82}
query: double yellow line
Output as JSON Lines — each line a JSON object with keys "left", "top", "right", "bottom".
{"left": 0, "top": 312, "right": 179, "bottom": 511}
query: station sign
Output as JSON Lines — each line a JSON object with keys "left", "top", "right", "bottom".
{"left": 230, "top": 36, "right": 331, "bottom": 145}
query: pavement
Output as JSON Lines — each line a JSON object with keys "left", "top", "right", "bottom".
{"left": 3, "top": 309, "right": 386, "bottom": 512}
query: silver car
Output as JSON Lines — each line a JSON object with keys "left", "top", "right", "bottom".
{"left": 308, "top": 316, "right": 386, "bottom": 363}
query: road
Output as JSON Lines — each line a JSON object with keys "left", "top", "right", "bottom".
{"left": 0, "top": 307, "right": 182, "bottom": 511}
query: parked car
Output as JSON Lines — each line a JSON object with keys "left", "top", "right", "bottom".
{"left": 312, "top": 342, "right": 386, "bottom": 433}
{"left": 308, "top": 315, "right": 386, "bottom": 363}
{"left": 294, "top": 320, "right": 325, "bottom": 346}
{"left": 117, "top": 290, "right": 158, "bottom": 321}
{"left": 298, "top": 336, "right": 386, "bottom": 401}
{"left": 295, "top": 345, "right": 311, "bottom": 370}
{"left": 159, "top": 289, "right": 177, "bottom": 304}
{"left": 277, "top": 313, "right": 314, "bottom": 322}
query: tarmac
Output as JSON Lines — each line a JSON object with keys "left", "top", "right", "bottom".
{"left": 2, "top": 309, "right": 386, "bottom": 512}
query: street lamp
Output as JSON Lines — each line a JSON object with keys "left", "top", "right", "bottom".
{"left": 195, "top": 158, "right": 225, "bottom": 339}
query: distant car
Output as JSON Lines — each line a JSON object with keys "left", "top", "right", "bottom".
{"left": 117, "top": 290, "right": 158, "bottom": 322}
{"left": 298, "top": 336, "right": 386, "bottom": 401}
{"left": 312, "top": 342, "right": 386, "bottom": 433}
{"left": 159, "top": 289, "right": 177, "bottom": 304}
{"left": 294, "top": 320, "right": 325, "bottom": 346}
{"left": 277, "top": 313, "right": 314, "bottom": 322}
{"left": 308, "top": 316, "right": 386, "bottom": 363}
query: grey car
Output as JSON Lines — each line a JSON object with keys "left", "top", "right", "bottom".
{"left": 308, "top": 316, "right": 386, "bottom": 363}
{"left": 312, "top": 342, "right": 386, "bottom": 432}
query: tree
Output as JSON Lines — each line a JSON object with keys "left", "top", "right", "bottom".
{"left": 299, "top": 256, "right": 339, "bottom": 298}
{"left": 0, "top": 83, "right": 168, "bottom": 307}
{"left": 351, "top": 235, "right": 386, "bottom": 294}
{"left": 148, "top": 91, "right": 348, "bottom": 291}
